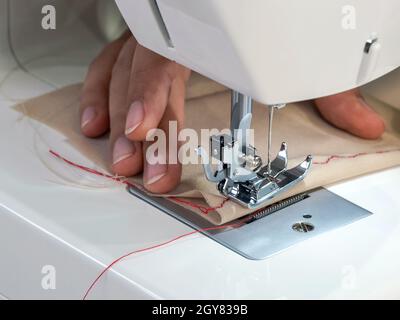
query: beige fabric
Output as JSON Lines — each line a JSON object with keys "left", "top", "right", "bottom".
{"left": 14, "top": 74, "right": 400, "bottom": 224}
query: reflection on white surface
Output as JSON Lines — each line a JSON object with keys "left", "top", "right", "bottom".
{"left": 1, "top": 0, "right": 125, "bottom": 98}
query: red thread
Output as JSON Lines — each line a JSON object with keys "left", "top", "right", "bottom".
{"left": 48, "top": 150, "right": 241, "bottom": 299}
{"left": 50, "top": 148, "right": 400, "bottom": 217}
{"left": 49, "top": 150, "right": 139, "bottom": 190}
{"left": 169, "top": 197, "right": 230, "bottom": 215}
{"left": 48, "top": 147, "right": 399, "bottom": 299}
{"left": 312, "top": 149, "right": 399, "bottom": 165}
{"left": 82, "top": 221, "right": 244, "bottom": 300}
{"left": 49, "top": 150, "right": 228, "bottom": 215}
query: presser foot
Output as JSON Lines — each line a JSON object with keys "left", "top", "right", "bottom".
{"left": 197, "top": 138, "right": 313, "bottom": 209}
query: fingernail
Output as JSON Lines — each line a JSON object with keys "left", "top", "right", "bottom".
{"left": 113, "top": 136, "right": 136, "bottom": 165}
{"left": 145, "top": 152, "right": 167, "bottom": 185}
{"left": 146, "top": 166, "right": 167, "bottom": 185}
{"left": 81, "top": 106, "right": 97, "bottom": 129}
{"left": 125, "top": 101, "right": 144, "bottom": 135}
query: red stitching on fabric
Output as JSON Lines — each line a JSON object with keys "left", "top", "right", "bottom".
{"left": 50, "top": 148, "right": 400, "bottom": 216}
{"left": 312, "top": 149, "right": 400, "bottom": 165}
{"left": 169, "top": 197, "right": 230, "bottom": 215}
{"left": 49, "top": 150, "right": 228, "bottom": 215}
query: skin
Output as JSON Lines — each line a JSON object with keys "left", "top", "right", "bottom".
{"left": 80, "top": 31, "right": 386, "bottom": 193}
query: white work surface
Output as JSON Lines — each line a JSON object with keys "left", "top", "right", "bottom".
{"left": 1, "top": 3, "right": 400, "bottom": 300}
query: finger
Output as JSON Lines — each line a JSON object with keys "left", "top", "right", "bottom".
{"left": 315, "top": 89, "right": 385, "bottom": 140}
{"left": 109, "top": 37, "right": 143, "bottom": 176}
{"left": 80, "top": 31, "right": 133, "bottom": 138}
{"left": 124, "top": 45, "right": 190, "bottom": 141}
{"left": 142, "top": 76, "right": 186, "bottom": 193}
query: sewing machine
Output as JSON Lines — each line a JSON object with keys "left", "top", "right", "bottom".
{"left": 1, "top": 0, "right": 400, "bottom": 299}
{"left": 115, "top": 0, "right": 400, "bottom": 260}
{"left": 117, "top": 0, "right": 400, "bottom": 209}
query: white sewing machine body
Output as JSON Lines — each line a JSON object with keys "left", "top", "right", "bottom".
{"left": 117, "top": 0, "right": 400, "bottom": 209}
{"left": 0, "top": 0, "right": 400, "bottom": 299}
{"left": 116, "top": 0, "right": 400, "bottom": 104}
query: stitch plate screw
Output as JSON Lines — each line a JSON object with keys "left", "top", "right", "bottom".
{"left": 292, "top": 222, "right": 315, "bottom": 233}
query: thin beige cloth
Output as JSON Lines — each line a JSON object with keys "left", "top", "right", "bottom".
{"left": 15, "top": 74, "right": 400, "bottom": 224}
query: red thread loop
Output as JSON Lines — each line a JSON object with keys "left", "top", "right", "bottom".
{"left": 48, "top": 149, "right": 242, "bottom": 299}
{"left": 48, "top": 148, "right": 399, "bottom": 299}
{"left": 82, "top": 221, "right": 243, "bottom": 300}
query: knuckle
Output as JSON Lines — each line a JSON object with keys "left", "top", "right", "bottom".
{"left": 133, "top": 70, "right": 170, "bottom": 95}
{"left": 163, "top": 61, "right": 190, "bottom": 82}
{"left": 143, "top": 79, "right": 168, "bottom": 102}
{"left": 162, "top": 61, "right": 178, "bottom": 77}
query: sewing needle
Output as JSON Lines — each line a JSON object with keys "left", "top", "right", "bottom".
{"left": 267, "top": 106, "right": 274, "bottom": 174}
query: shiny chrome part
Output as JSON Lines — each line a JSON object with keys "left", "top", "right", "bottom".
{"left": 267, "top": 104, "right": 286, "bottom": 173}
{"left": 231, "top": 91, "right": 253, "bottom": 153}
{"left": 258, "top": 142, "right": 288, "bottom": 178}
{"left": 196, "top": 147, "right": 226, "bottom": 183}
{"left": 198, "top": 91, "right": 312, "bottom": 209}
{"left": 267, "top": 107, "right": 274, "bottom": 173}
{"left": 266, "top": 104, "right": 286, "bottom": 174}
{"left": 364, "top": 36, "right": 378, "bottom": 54}
{"left": 127, "top": 186, "right": 373, "bottom": 260}
{"left": 221, "top": 152, "right": 312, "bottom": 209}
{"left": 292, "top": 222, "right": 315, "bottom": 233}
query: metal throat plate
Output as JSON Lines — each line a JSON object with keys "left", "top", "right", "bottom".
{"left": 127, "top": 187, "right": 372, "bottom": 260}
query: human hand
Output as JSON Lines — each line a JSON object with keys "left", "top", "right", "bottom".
{"left": 80, "top": 31, "right": 190, "bottom": 193}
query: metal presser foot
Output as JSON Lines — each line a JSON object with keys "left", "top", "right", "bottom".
{"left": 197, "top": 91, "right": 313, "bottom": 209}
